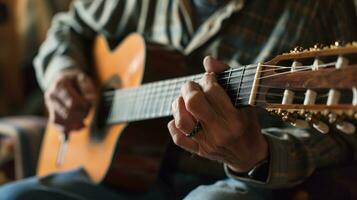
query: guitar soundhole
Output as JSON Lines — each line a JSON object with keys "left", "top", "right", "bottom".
{"left": 90, "top": 88, "right": 114, "bottom": 141}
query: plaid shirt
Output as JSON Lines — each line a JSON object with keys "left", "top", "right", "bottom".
{"left": 34, "top": 0, "right": 357, "bottom": 188}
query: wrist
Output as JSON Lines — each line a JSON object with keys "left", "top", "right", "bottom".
{"left": 226, "top": 159, "right": 270, "bottom": 182}
{"left": 228, "top": 134, "right": 269, "bottom": 173}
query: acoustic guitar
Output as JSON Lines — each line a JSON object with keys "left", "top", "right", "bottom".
{"left": 37, "top": 34, "right": 357, "bottom": 191}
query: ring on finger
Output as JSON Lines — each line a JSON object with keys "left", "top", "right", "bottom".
{"left": 185, "top": 122, "right": 202, "bottom": 138}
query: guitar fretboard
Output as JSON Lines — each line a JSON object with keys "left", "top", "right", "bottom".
{"left": 104, "top": 65, "right": 258, "bottom": 124}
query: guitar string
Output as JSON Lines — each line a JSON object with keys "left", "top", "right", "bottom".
{"left": 104, "top": 62, "right": 337, "bottom": 121}
{"left": 107, "top": 87, "right": 333, "bottom": 122}
{"left": 102, "top": 62, "right": 335, "bottom": 106}
{"left": 102, "top": 62, "right": 335, "bottom": 99}
{"left": 107, "top": 92, "right": 335, "bottom": 121}
{"left": 104, "top": 75, "right": 334, "bottom": 121}
{"left": 107, "top": 90, "right": 333, "bottom": 122}
{"left": 101, "top": 63, "right": 315, "bottom": 97}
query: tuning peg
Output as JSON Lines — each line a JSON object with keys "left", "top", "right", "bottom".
{"left": 336, "top": 57, "right": 349, "bottom": 69}
{"left": 313, "top": 121, "right": 330, "bottom": 134}
{"left": 328, "top": 113, "right": 356, "bottom": 134}
{"left": 305, "top": 113, "right": 330, "bottom": 134}
{"left": 353, "top": 87, "right": 357, "bottom": 106}
{"left": 291, "top": 119, "right": 310, "bottom": 129}
{"left": 336, "top": 121, "right": 356, "bottom": 135}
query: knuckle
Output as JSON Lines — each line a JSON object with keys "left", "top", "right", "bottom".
{"left": 167, "top": 121, "right": 173, "bottom": 130}
{"left": 199, "top": 74, "right": 208, "bottom": 85}
{"left": 64, "top": 98, "right": 73, "bottom": 108}
{"left": 175, "top": 118, "right": 184, "bottom": 130}
{"left": 172, "top": 134, "right": 184, "bottom": 146}
{"left": 175, "top": 118, "right": 190, "bottom": 133}
{"left": 185, "top": 91, "right": 202, "bottom": 112}
{"left": 171, "top": 98, "right": 178, "bottom": 113}
{"left": 204, "top": 83, "right": 216, "bottom": 94}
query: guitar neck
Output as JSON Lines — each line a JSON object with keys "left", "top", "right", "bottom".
{"left": 105, "top": 65, "right": 258, "bottom": 124}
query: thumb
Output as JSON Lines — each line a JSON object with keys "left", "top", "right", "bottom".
{"left": 203, "top": 56, "right": 228, "bottom": 73}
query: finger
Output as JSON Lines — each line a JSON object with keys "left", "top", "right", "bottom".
{"left": 55, "top": 87, "right": 91, "bottom": 117}
{"left": 203, "top": 56, "right": 228, "bottom": 73}
{"left": 168, "top": 120, "right": 199, "bottom": 153}
{"left": 54, "top": 119, "right": 84, "bottom": 134}
{"left": 181, "top": 81, "right": 215, "bottom": 123}
{"left": 76, "top": 73, "right": 97, "bottom": 103}
{"left": 56, "top": 87, "right": 72, "bottom": 108}
{"left": 200, "top": 73, "right": 236, "bottom": 115}
{"left": 53, "top": 110, "right": 86, "bottom": 133}
{"left": 172, "top": 97, "right": 196, "bottom": 134}
{"left": 50, "top": 96, "right": 69, "bottom": 119}
{"left": 62, "top": 81, "right": 91, "bottom": 111}
{"left": 48, "top": 93, "right": 87, "bottom": 130}
{"left": 63, "top": 120, "right": 85, "bottom": 132}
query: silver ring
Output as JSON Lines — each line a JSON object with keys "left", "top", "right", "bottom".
{"left": 186, "top": 122, "right": 202, "bottom": 138}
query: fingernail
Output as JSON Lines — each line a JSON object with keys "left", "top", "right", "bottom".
{"left": 203, "top": 56, "right": 211, "bottom": 65}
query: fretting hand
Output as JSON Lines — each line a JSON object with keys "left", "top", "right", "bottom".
{"left": 45, "top": 69, "right": 96, "bottom": 134}
{"left": 168, "top": 56, "right": 268, "bottom": 172}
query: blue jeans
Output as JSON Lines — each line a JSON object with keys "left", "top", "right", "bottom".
{"left": 0, "top": 169, "right": 271, "bottom": 200}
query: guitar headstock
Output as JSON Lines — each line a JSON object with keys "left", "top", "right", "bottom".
{"left": 255, "top": 42, "right": 357, "bottom": 134}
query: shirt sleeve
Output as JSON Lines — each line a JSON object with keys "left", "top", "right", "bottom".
{"left": 33, "top": 0, "right": 135, "bottom": 90}
{"left": 226, "top": 127, "right": 357, "bottom": 189}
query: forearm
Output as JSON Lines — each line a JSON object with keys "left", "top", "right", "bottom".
{"left": 227, "top": 127, "right": 356, "bottom": 189}
{"left": 33, "top": 0, "right": 133, "bottom": 90}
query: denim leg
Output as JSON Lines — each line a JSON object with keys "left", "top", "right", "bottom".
{"left": 0, "top": 168, "right": 184, "bottom": 200}
{"left": 0, "top": 168, "right": 121, "bottom": 200}
{"left": 184, "top": 179, "right": 272, "bottom": 200}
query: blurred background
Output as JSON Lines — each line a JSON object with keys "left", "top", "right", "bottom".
{"left": 0, "top": 0, "right": 72, "bottom": 115}
{"left": 0, "top": 0, "right": 73, "bottom": 185}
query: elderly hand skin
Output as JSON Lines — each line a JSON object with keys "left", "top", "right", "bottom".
{"left": 168, "top": 56, "right": 268, "bottom": 173}
{"left": 44, "top": 69, "right": 96, "bottom": 133}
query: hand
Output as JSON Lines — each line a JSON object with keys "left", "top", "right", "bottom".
{"left": 45, "top": 68, "right": 96, "bottom": 133}
{"left": 168, "top": 56, "right": 268, "bottom": 172}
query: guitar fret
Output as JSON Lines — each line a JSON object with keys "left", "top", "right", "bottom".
{"left": 160, "top": 79, "right": 170, "bottom": 116}
{"left": 107, "top": 68, "right": 258, "bottom": 124}
{"left": 225, "top": 68, "right": 232, "bottom": 91}
{"left": 234, "top": 65, "right": 245, "bottom": 107}
{"left": 167, "top": 78, "right": 178, "bottom": 115}
{"left": 132, "top": 88, "right": 140, "bottom": 120}
{"left": 148, "top": 82, "right": 157, "bottom": 118}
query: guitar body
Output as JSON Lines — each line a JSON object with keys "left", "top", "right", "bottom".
{"left": 37, "top": 34, "right": 188, "bottom": 191}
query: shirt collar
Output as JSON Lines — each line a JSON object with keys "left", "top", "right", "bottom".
{"left": 179, "top": 0, "right": 246, "bottom": 54}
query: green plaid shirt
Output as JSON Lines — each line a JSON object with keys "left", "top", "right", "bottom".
{"left": 34, "top": 0, "right": 357, "bottom": 188}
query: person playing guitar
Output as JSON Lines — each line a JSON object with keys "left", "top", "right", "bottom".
{"left": 2, "top": 0, "right": 357, "bottom": 199}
